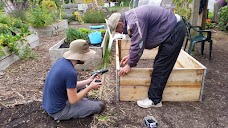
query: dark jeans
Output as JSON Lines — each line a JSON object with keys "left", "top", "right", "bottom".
{"left": 148, "top": 21, "right": 186, "bottom": 104}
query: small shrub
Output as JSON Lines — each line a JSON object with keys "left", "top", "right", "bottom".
{"left": 0, "top": 23, "right": 12, "bottom": 35}
{"left": 0, "top": 3, "right": 4, "bottom": 11}
{"left": 206, "top": 19, "right": 215, "bottom": 29}
{"left": 26, "top": 2, "right": 58, "bottom": 28}
{"left": 218, "top": 5, "right": 228, "bottom": 31}
{"left": 208, "top": 11, "right": 214, "bottom": 19}
{"left": 74, "top": 11, "right": 83, "bottom": 23}
{"left": 78, "top": 28, "right": 91, "bottom": 34}
{"left": 0, "top": 15, "right": 11, "bottom": 25}
{"left": 83, "top": 8, "right": 105, "bottom": 23}
{"left": 66, "top": 28, "right": 89, "bottom": 44}
{"left": 19, "top": 45, "right": 38, "bottom": 60}
{"left": 9, "top": 9, "right": 27, "bottom": 21}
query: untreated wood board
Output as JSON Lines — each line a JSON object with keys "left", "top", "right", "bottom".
{"left": 120, "top": 85, "right": 201, "bottom": 101}
{"left": 120, "top": 69, "right": 204, "bottom": 86}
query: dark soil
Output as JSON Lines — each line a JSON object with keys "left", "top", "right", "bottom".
{"left": 0, "top": 9, "right": 228, "bottom": 128}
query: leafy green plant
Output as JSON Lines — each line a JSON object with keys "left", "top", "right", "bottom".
{"left": 66, "top": 28, "right": 89, "bottom": 44}
{"left": 99, "top": 29, "right": 106, "bottom": 36}
{"left": 208, "top": 11, "right": 214, "bottom": 19}
{"left": 0, "top": 34, "right": 23, "bottom": 55}
{"left": 26, "top": 1, "right": 59, "bottom": 28}
{"left": 0, "top": 14, "right": 33, "bottom": 57}
{"left": 205, "top": 19, "right": 215, "bottom": 29}
{"left": 0, "top": 23, "right": 12, "bottom": 35}
{"left": 27, "top": 6, "right": 53, "bottom": 28}
{"left": 0, "top": 14, "right": 30, "bottom": 36}
{"left": 78, "top": 28, "right": 91, "bottom": 34}
{"left": 172, "top": 0, "right": 192, "bottom": 19}
{"left": 9, "top": 9, "right": 27, "bottom": 21}
{"left": 218, "top": 5, "right": 228, "bottom": 31}
{"left": 83, "top": 8, "right": 105, "bottom": 23}
{"left": 0, "top": 15, "right": 11, "bottom": 25}
{"left": 0, "top": 2, "right": 4, "bottom": 11}
{"left": 18, "top": 45, "right": 38, "bottom": 60}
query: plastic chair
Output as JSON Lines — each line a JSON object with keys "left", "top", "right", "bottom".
{"left": 182, "top": 16, "right": 213, "bottom": 60}
{"left": 105, "top": 19, "right": 124, "bottom": 52}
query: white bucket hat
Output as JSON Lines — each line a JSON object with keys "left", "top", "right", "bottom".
{"left": 63, "top": 39, "right": 96, "bottom": 61}
{"left": 107, "top": 12, "right": 121, "bottom": 32}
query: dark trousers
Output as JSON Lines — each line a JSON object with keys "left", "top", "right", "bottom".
{"left": 148, "top": 21, "right": 186, "bottom": 104}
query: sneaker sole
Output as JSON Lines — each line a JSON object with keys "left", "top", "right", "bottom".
{"left": 137, "top": 102, "right": 162, "bottom": 108}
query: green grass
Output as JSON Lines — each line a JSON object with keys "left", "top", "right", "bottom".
{"left": 103, "top": 37, "right": 111, "bottom": 67}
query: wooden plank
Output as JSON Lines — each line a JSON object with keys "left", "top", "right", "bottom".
{"left": 120, "top": 49, "right": 158, "bottom": 60}
{"left": 163, "top": 86, "right": 201, "bottom": 101}
{"left": 178, "top": 50, "right": 206, "bottom": 69}
{"left": 120, "top": 68, "right": 204, "bottom": 86}
{"left": 120, "top": 85, "right": 201, "bottom": 101}
{"left": 119, "top": 39, "right": 131, "bottom": 50}
{"left": 116, "top": 40, "right": 120, "bottom": 70}
{"left": 174, "top": 61, "right": 184, "bottom": 68}
{"left": 120, "top": 86, "right": 148, "bottom": 101}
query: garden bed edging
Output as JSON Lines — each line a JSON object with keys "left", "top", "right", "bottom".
{"left": 29, "top": 19, "right": 68, "bottom": 37}
{"left": 0, "top": 33, "right": 40, "bottom": 70}
{"left": 49, "top": 30, "right": 108, "bottom": 70}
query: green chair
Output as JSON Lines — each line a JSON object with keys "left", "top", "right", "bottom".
{"left": 182, "top": 16, "right": 213, "bottom": 60}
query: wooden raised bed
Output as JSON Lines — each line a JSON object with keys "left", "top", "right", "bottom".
{"left": 0, "top": 33, "right": 39, "bottom": 70}
{"left": 116, "top": 39, "right": 207, "bottom": 102}
{"left": 49, "top": 30, "right": 108, "bottom": 70}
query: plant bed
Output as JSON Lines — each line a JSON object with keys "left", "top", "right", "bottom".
{"left": 116, "top": 39, "right": 207, "bottom": 102}
{"left": 0, "top": 33, "right": 39, "bottom": 70}
{"left": 29, "top": 20, "right": 68, "bottom": 37}
{"left": 49, "top": 30, "right": 108, "bottom": 70}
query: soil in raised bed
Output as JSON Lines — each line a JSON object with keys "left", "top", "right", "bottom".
{"left": 59, "top": 39, "right": 102, "bottom": 48}
{"left": 120, "top": 59, "right": 154, "bottom": 68}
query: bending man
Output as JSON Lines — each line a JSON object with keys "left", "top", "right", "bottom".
{"left": 107, "top": 5, "right": 186, "bottom": 108}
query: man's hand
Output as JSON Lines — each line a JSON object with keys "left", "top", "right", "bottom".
{"left": 88, "top": 78, "right": 102, "bottom": 90}
{"left": 120, "top": 54, "right": 129, "bottom": 65}
{"left": 119, "top": 64, "right": 131, "bottom": 76}
{"left": 88, "top": 73, "right": 100, "bottom": 83}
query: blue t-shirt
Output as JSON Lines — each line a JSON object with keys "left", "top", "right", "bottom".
{"left": 42, "top": 58, "right": 77, "bottom": 114}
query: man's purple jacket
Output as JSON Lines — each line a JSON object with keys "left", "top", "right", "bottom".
{"left": 122, "top": 5, "right": 177, "bottom": 67}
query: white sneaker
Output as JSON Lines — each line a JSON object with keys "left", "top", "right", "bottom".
{"left": 137, "top": 98, "right": 162, "bottom": 108}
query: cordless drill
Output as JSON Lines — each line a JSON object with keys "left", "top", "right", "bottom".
{"left": 91, "top": 69, "right": 109, "bottom": 78}
{"left": 77, "top": 69, "right": 109, "bottom": 92}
